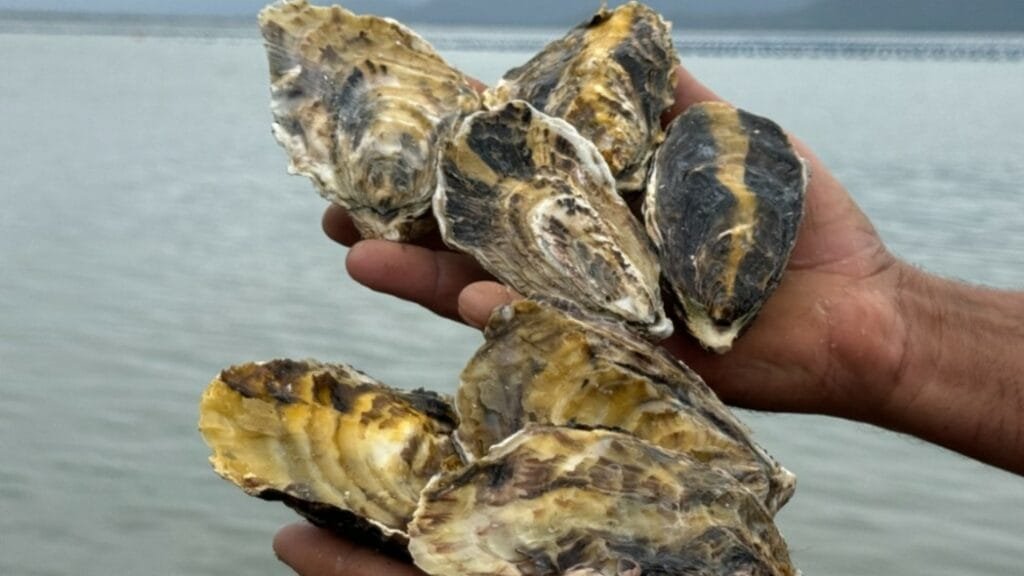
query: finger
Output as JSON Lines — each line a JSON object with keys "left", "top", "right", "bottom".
{"left": 323, "top": 204, "right": 363, "bottom": 247}
{"left": 662, "top": 63, "right": 724, "bottom": 125}
{"left": 346, "top": 239, "right": 493, "bottom": 321}
{"left": 323, "top": 203, "right": 455, "bottom": 252}
{"left": 457, "top": 281, "right": 520, "bottom": 328}
{"left": 466, "top": 75, "right": 487, "bottom": 93}
{"left": 273, "top": 523, "right": 425, "bottom": 576}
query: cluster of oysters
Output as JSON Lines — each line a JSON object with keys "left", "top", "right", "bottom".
{"left": 199, "top": 1, "right": 809, "bottom": 574}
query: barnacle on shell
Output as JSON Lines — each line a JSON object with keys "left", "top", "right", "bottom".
{"left": 197, "top": 359, "right": 461, "bottom": 554}
{"left": 645, "top": 102, "right": 808, "bottom": 353}
{"left": 409, "top": 426, "right": 797, "bottom": 576}
{"left": 456, "top": 300, "right": 795, "bottom": 514}
{"left": 259, "top": 0, "right": 481, "bottom": 241}
{"left": 435, "top": 100, "right": 671, "bottom": 340}
{"left": 486, "top": 1, "right": 678, "bottom": 193}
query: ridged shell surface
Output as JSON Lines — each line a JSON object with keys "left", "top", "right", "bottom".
{"left": 259, "top": 0, "right": 481, "bottom": 240}
{"left": 409, "top": 426, "right": 797, "bottom": 576}
{"left": 197, "top": 359, "right": 461, "bottom": 554}
{"left": 435, "top": 100, "right": 671, "bottom": 339}
{"left": 645, "top": 102, "right": 807, "bottom": 352}
{"left": 487, "top": 1, "right": 678, "bottom": 193}
{"left": 456, "top": 300, "right": 795, "bottom": 514}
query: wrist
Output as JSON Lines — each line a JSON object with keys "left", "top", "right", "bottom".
{"left": 878, "top": 262, "right": 942, "bottom": 426}
{"left": 878, "top": 263, "right": 1024, "bottom": 472}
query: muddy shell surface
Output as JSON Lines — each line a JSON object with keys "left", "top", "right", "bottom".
{"left": 435, "top": 100, "right": 671, "bottom": 339}
{"left": 645, "top": 102, "right": 808, "bottom": 353}
{"left": 455, "top": 300, "right": 795, "bottom": 514}
{"left": 486, "top": 1, "right": 678, "bottom": 193}
{"left": 409, "top": 426, "right": 797, "bottom": 576}
{"left": 259, "top": 0, "right": 481, "bottom": 241}
{"left": 197, "top": 359, "right": 461, "bottom": 554}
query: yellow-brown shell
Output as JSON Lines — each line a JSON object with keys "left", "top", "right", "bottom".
{"left": 409, "top": 426, "right": 797, "bottom": 576}
{"left": 259, "top": 0, "right": 481, "bottom": 240}
{"left": 645, "top": 102, "right": 808, "bottom": 352}
{"left": 456, "top": 300, "right": 795, "bottom": 514}
{"left": 486, "top": 1, "right": 678, "bottom": 193}
{"left": 434, "top": 101, "right": 671, "bottom": 339}
{"left": 197, "top": 359, "right": 461, "bottom": 553}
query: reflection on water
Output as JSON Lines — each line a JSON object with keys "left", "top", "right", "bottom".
{"left": 0, "top": 22, "right": 1022, "bottom": 576}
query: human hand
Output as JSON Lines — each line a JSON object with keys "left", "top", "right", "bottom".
{"left": 326, "top": 63, "right": 905, "bottom": 425}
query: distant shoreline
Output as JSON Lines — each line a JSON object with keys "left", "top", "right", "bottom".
{"left": 4, "top": 7, "right": 1024, "bottom": 33}
{"left": 2, "top": 11, "right": 1022, "bottom": 62}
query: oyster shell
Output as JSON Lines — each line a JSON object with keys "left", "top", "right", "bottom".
{"left": 645, "top": 102, "right": 808, "bottom": 353}
{"left": 259, "top": 0, "right": 481, "bottom": 241}
{"left": 197, "top": 359, "right": 461, "bottom": 553}
{"left": 434, "top": 100, "right": 671, "bottom": 339}
{"left": 486, "top": 1, "right": 678, "bottom": 193}
{"left": 206, "top": 5, "right": 803, "bottom": 572}
{"left": 456, "top": 299, "right": 795, "bottom": 514}
{"left": 409, "top": 426, "right": 797, "bottom": 576}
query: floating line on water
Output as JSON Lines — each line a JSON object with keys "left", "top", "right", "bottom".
{"left": 1, "top": 18, "right": 1022, "bottom": 62}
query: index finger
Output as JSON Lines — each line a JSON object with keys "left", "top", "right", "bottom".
{"left": 274, "top": 523, "right": 425, "bottom": 576}
{"left": 662, "top": 63, "right": 723, "bottom": 124}
{"left": 322, "top": 203, "right": 451, "bottom": 252}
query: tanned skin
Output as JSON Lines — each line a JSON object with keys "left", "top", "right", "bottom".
{"left": 272, "top": 64, "right": 1024, "bottom": 576}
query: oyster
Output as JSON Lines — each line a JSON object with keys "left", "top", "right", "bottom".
{"left": 259, "top": 0, "right": 481, "bottom": 241}
{"left": 645, "top": 102, "right": 808, "bottom": 353}
{"left": 435, "top": 100, "right": 671, "bottom": 339}
{"left": 456, "top": 299, "right": 795, "bottom": 514}
{"left": 207, "top": 5, "right": 803, "bottom": 572}
{"left": 486, "top": 1, "right": 678, "bottom": 193}
{"left": 198, "top": 359, "right": 461, "bottom": 553}
{"left": 409, "top": 426, "right": 797, "bottom": 576}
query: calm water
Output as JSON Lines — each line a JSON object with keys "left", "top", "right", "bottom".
{"left": 1, "top": 24, "right": 1023, "bottom": 576}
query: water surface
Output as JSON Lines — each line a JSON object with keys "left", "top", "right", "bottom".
{"left": 1, "top": 23, "right": 1022, "bottom": 576}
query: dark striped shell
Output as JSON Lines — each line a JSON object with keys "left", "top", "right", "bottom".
{"left": 645, "top": 102, "right": 808, "bottom": 353}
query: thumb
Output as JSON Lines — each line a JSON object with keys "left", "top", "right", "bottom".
{"left": 457, "top": 281, "right": 520, "bottom": 329}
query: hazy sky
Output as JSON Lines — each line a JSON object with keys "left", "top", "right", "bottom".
{"left": 0, "top": 0, "right": 271, "bottom": 13}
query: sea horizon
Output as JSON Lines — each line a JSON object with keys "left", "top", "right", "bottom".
{"left": 2, "top": 11, "right": 1023, "bottom": 61}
